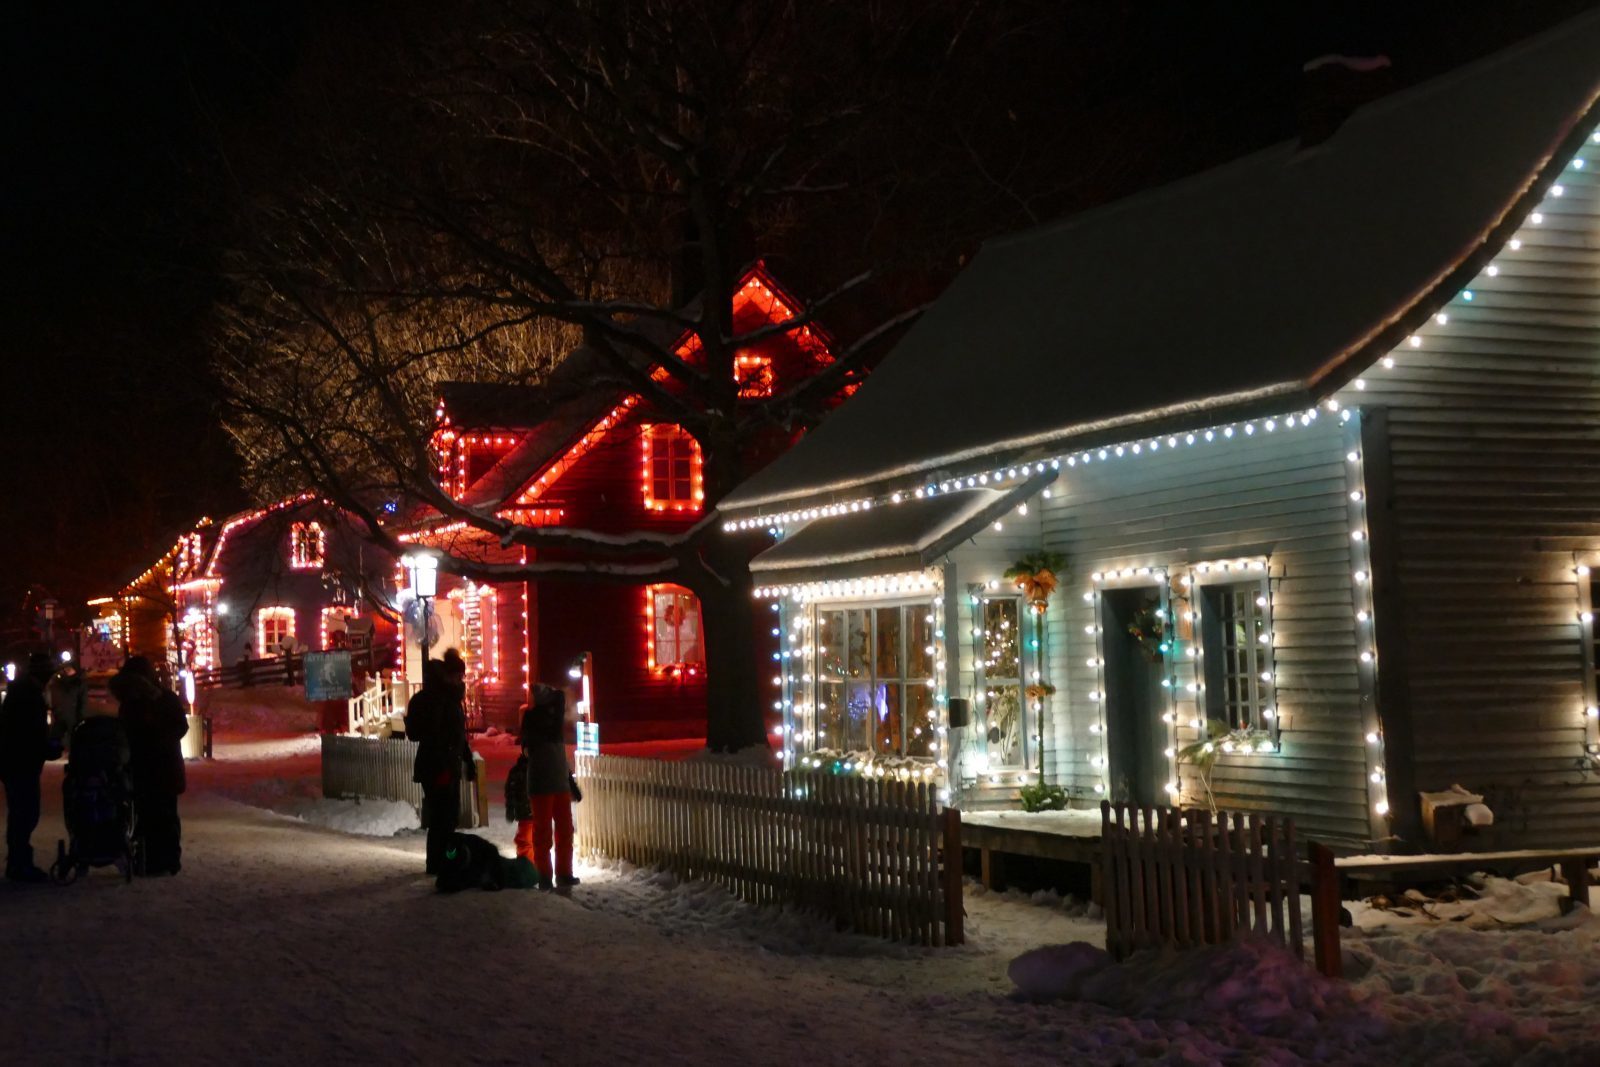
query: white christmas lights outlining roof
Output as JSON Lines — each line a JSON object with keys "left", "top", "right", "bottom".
{"left": 719, "top": 10, "right": 1600, "bottom": 520}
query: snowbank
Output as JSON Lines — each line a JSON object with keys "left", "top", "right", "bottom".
{"left": 196, "top": 685, "right": 320, "bottom": 734}
{"left": 212, "top": 773, "right": 419, "bottom": 838}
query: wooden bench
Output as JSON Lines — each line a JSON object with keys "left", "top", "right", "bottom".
{"left": 1308, "top": 844, "right": 1600, "bottom": 978}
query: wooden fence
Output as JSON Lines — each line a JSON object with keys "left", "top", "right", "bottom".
{"left": 321, "top": 734, "right": 488, "bottom": 828}
{"left": 574, "top": 755, "right": 964, "bottom": 945}
{"left": 1101, "top": 802, "right": 1303, "bottom": 960}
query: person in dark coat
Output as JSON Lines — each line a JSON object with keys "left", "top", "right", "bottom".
{"left": 513, "top": 685, "right": 579, "bottom": 891}
{"left": 111, "top": 656, "right": 189, "bottom": 876}
{"left": 406, "top": 658, "right": 474, "bottom": 875}
{"left": 0, "top": 652, "right": 59, "bottom": 882}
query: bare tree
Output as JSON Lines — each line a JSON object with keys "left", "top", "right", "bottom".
{"left": 212, "top": 0, "right": 1089, "bottom": 749}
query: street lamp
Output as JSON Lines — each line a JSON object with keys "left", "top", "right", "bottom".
{"left": 40, "top": 597, "right": 59, "bottom": 644}
{"left": 401, "top": 550, "right": 440, "bottom": 674}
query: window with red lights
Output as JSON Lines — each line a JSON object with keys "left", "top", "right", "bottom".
{"left": 647, "top": 585, "right": 704, "bottom": 673}
{"left": 734, "top": 354, "right": 774, "bottom": 398}
{"left": 289, "top": 521, "right": 325, "bottom": 569}
{"left": 642, "top": 424, "right": 704, "bottom": 512}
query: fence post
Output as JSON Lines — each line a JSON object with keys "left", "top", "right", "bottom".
{"left": 941, "top": 807, "right": 964, "bottom": 946}
{"left": 1309, "top": 841, "right": 1342, "bottom": 979}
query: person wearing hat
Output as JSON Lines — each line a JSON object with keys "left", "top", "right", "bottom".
{"left": 110, "top": 655, "right": 189, "bottom": 876}
{"left": 0, "top": 651, "right": 60, "bottom": 882}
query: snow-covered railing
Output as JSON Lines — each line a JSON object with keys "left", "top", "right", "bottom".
{"left": 574, "top": 755, "right": 963, "bottom": 946}
{"left": 1100, "top": 802, "right": 1303, "bottom": 962}
{"left": 346, "top": 673, "right": 419, "bottom": 736}
{"left": 321, "top": 734, "right": 487, "bottom": 828}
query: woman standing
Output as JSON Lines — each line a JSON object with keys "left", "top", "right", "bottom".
{"left": 110, "top": 656, "right": 188, "bottom": 876}
{"left": 513, "top": 685, "right": 579, "bottom": 891}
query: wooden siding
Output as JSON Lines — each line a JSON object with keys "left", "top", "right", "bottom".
{"left": 1018, "top": 417, "right": 1374, "bottom": 845}
{"left": 1352, "top": 152, "right": 1600, "bottom": 848}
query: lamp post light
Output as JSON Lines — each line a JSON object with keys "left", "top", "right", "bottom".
{"left": 401, "top": 550, "right": 440, "bottom": 676}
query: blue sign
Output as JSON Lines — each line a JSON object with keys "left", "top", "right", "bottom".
{"left": 576, "top": 721, "right": 600, "bottom": 756}
{"left": 304, "top": 651, "right": 353, "bottom": 702}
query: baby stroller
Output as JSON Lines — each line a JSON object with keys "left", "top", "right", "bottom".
{"left": 50, "top": 716, "right": 137, "bottom": 885}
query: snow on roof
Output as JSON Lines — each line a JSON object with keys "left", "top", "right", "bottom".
{"left": 749, "top": 482, "right": 1044, "bottom": 585}
{"left": 459, "top": 390, "right": 626, "bottom": 510}
{"left": 721, "top": 10, "right": 1600, "bottom": 514}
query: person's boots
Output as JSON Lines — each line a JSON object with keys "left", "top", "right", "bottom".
{"left": 555, "top": 874, "right": 581, "bottom": 890}
{"left": 6, "top": 853, "right": 48, "bottom": 884}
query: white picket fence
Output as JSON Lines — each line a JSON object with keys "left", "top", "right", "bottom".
{"left": 321, "top": 734, "right": 487, "bottom": 828}
{"left": 574, "top": 755, "right": 964, "bottom": 945}
{"left": 1100, "top": 802, "right": 1304, "bottom": 960}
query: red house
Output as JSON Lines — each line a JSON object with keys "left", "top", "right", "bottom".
{"left": 403, "top": 265, "right": 841, "bottom": 741}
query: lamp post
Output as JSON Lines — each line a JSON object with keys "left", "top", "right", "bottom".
{"left": 401, "top": 550, "right": 440, "bottom": 677}
{"left": 40, "top": 596, "right": 59, "bottom": 645}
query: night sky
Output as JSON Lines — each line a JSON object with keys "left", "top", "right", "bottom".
{"left": 3, "top": 1, "right": 1596, "bottom": 635}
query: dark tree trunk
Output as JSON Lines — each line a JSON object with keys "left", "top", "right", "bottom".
{"left": 691, "top": 530, "right": 769, "bottom": 753}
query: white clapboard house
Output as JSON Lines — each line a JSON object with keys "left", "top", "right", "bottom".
{"left": 716, "top": 14, "right": 1600, "bottom": 850}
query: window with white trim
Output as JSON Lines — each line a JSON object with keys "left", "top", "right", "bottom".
{"left": 258, "top": 607, "right": 296, "bottom": 655}
{"left": 1199, "top": 581, "right": 1272, "bottom": 731}
{"left": 649, "top": 585, "right": 703, "bottom": 671}
{"left": 811, "top": 602, "right": 936, "bottom": 758}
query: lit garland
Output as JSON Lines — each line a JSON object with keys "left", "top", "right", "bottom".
{"left": 257, "top": 606, "right": 296, "bottom": 655}
{"left": 726, "top": 136, "right": 1600, "bottom": 538}
{"left": 645, "top": 584, "right": 704, "bottom": 675}
{"left": 289, "top": 521, "right": 326, "bottom": 570}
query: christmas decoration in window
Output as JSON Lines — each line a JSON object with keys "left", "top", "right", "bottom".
{"left": 289, "top": 521, "right": 325, "bottom": 569}
{"left": 734, "top": 354, "right": 775, "bottom": 398}
{"left": 641, "top": 424, "right": 704, "bottom": 512}
{"left": 647, "top": 585, "right": 703, "bottom": 673}
{"left": 257, "top": 607, "right": 296, "bottom": 655}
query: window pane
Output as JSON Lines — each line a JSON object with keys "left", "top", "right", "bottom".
{"left": 907, "top": 608, "right": 935, "bottom": 679}
{"left": 905, "top": 684, "right": 936, "bottom": 757}
{"left": 874, "top": 682, "right": 902, "bottom": 755}
{"left": 844, "top": 681, "right": 872, "bottom": 751}
{"left": 874, "top": 607, "right": 902, "bottom": 680}
{"left": 817, "top": 681, "right": 845, "bottom": 749}
{"left": 845, "top": 609, "right": 869, "bottom": 679}
{"left": 986, "top": 684, "right": 1023, "bottom": 766}
{"left": 983, "top": 599, "right": 1021, "bottom": 680}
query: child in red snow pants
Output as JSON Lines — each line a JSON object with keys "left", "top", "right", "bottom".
{"left": 515, "top": 792, "right": 574, "bottom": 880}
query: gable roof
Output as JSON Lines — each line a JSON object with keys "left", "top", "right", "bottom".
{"left": 720, "top": 11, "right": 1600, "bottom": 516}
{"left": 444, "top": 263, "right": 831, "bottom": 513}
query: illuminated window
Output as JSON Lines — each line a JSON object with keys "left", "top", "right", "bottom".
{"left": 809, "top": 602, "right": 936, "bottom": 758}
{"left": 258, "top": 607, "right": 296, "bottom": 655}
{"left": 289, "top": 522, "right": 325, "bottom": 569}
{"left": 641, "top": 424, "right": 704, "bottom": 512}
{"left": 647, "top": 585, "right": 703, "bottom": 672}
{"left": 1200, "top": 581, "right": 1272, "bottom": 731}
{"left": 734, "top": 354, "right": 774, "bottom": 398}
{"left": 319, "top": 606, "right": 357, "bottom": 651}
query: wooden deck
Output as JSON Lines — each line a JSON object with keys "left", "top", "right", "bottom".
{"left": 958, "top": 809, "right": 1104, "bottom": 897}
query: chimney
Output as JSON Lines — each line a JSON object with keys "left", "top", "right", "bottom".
{"left": 1299, "top": 54, "right": 1395, "bottom": 148}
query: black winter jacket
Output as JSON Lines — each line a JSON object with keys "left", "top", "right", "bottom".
{"left": 406, "top": 683, "right": 471, "bottom": 786}
{"left": 111, "top": 670, "right": 189, "bottom": 796}
{"left": 0, "top": 676, "right": 50, "bottom": 777}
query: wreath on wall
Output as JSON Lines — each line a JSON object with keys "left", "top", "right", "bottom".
{"left": 1004, "top": 550, "right": 1069, "bottom": 612}
{"left": 1126, "top": 598, "right": 1169, "bottom": 663}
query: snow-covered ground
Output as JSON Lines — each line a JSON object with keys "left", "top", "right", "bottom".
{"left": 4, "top": 697, "right": 1600, "bottom": 1065}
